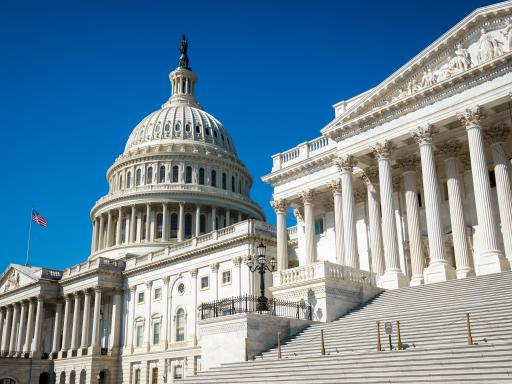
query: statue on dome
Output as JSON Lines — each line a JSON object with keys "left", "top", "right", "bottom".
{"left": 179, "top": 34, "right": 190, "bottom": 69}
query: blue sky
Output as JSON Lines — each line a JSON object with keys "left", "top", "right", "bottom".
{"left": 0, "top": 0, "right": 492, "bottom": 272}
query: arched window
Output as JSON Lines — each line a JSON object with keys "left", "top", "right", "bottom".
{"left": 200, "top": 215, "right": 206, "bottom": 234}
{"left": 172, "top": 166, "right": 179, "bottom": 183}
{"left": 159, "top": 166, "right": 165, "bottom": 183}
{"left": 170, "top": 213, "right": 178, "bottom": 238}
{"left": 198, "top": 168, "right": 205, "bottom": 185}
{"left": 127, "top": 171, "right": 132, "bottom": 188}
{"left": 119, "top": 175, "right": 123, "bottom": 191}
{"left": 185, "top": 166, "right": 192, "bottom": 184}
{"left": 136, "top": 169, "right": 141, "bottom": 186}
{"left": 238, "top": 180, "right": 242, "bottom": 193}
{"left": 147, "top": 167, "right": 153, "bottom": 184}
{"left": 156, "top": 213, "right": 163, "bottom": 239}
{"left": 184, "top": 214, "right": 192, "bottom": 239}
{"left": 231, "top": 176, "right": 235, "bottom": 192}
{"left": 211, "top": 170, "right": 217, "bottom": 187}
{"left": 176, "top": 308, "right": 185, "bottom": 342}
{"left": 222, "top": 173, "right": 227, "bottom": 190}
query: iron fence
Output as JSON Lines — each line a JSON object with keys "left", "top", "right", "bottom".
{"left": 199, "top": 294, "right": 313, "bottom": 321}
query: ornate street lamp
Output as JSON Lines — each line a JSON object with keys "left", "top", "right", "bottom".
{"left": 246, "top": 242, "right": 277, "bottom": 312}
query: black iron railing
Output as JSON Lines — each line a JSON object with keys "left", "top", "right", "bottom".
{"left": 199, "top": 295, "right": 313, "bottom": 321}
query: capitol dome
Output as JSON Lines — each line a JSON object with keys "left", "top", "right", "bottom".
{"left": 89, "top": 36, "right": 264, "bottom": 260}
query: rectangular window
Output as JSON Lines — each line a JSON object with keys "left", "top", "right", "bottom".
{"left": 222, "top": 270, "right": 231, "bottom": 285}
{"left": 154, "top": 288, "right": 162, "bottom": 301}
{"left": 174, "top": 365, "right": 183, "bottom": 380}
{"left": 200, "top": 276, "right": 209, "bottom": 289}
{"left": 314, "top": 217, "right": 324, "bottom": 235}
{"left": 136, "top": 325, "right": 143, "bottom": 347}
{"left": 153, "top": 322, "right": 161, "bottom": 345}
{"left": 134, "top": 368, "right": 141, "bottom": 384}
{"left": 137, "top": 292, "right": 145, "bottom": 304}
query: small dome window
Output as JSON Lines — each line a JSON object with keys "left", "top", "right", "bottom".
{"left": 195, "top": 125, "right": 201, "bottom": 134}
{"left": 213, "top": 130, "right": 218, "bottom": 138}
{"left": 185, "top": 123, "right": 191, "bottom": 132}
{"left": 205, "top": 128, "right": 210, "bottom": 135}
{"left": 155, "top": 122, "right": 161, "bottom": 133}
{"left": 175, "top": 122, "right": 181, "bottom": 132}
{"left": 221, "top": 134, "right": 225, "bottom": 141}
{"left": 164, "top": 123, "right": 170, "bottom": 132}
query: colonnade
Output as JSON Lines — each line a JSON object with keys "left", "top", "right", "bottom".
{"left": 0, "top": 295, "right": 44, "bottom": 358}
{"left": 272, "top": 106, "right": 512, "bottom": 288}
{"left": 91, "top": 203, "right": 247, "bottom": 254}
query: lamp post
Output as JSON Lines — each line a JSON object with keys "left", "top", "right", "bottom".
{"left": 246, "top": 242, "right": 276, "bottom": 312}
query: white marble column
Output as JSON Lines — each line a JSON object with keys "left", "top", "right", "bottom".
{"left": 397, "top": 156, "right": 425, "bottom": 285}
{"left": 51, "top": 301, "right": 63, "bottom": 355}
{"left": 111, "top": 290, "right": 122, "bottom": 353}
{"left": 9, "top": 303, "right": 19, "bottom": 356}
{"left": 195, "top": 205, "right": 201, "bottom": 236}
{"left": 178, "top": 202, "right": 185, "bottom": 241}
{"left": 98, "top": 215, "right": 105, "bottom": 250}
{"left": 129, "top": 205, "right": 136, "bottom": 243}
{"left": 329, "top": 179, "right": 344, "bottom": 265}
{"left": 0, "top": 308, "right": 4, "bottom": 354}
{"left": 1, "top": 306, "right": 12, "bottom": 355}
{"left": 60, "top": 296, "right": 71, "bottom": 355}
{"left": 487, "top": 124, "right": 512, "bottom": 266}
{"left": 336, "top": 156, "right": 359, "bottom": 269}
{"left": 31, "top": 296, "right": 44, "bottom": 356}
{"left": 70, "top": 292, "right": 81, "bottom": 351}
{"left": 371, "top": 140, "right": 408, "bottom": 288}
{"left": 16, "top": 301, "right": 27, "bottom": 355}
{"left": 439, "top": 141, "right": 474, "bottom": 278}
{"left": 106, "top": 211, "right": 113, "bottom": 248}
{"left": 211, "top": 206, "right": 217, "bottom": 231}
{"left": 80, "top": 290, "right": 91, "bottom": 352}
{"left": 299, "top": 190, "right": 316, "bottom": 264}
{"left": 457, "top": 106, "right": 509, "bottom": 274}
{"left": 413, "top": 125, "right": 456, "bottom": 283}
{"left": 271, "top": 199, "right": 289, "bottom": 270}
{"left": 90, "top": 287, "right": 102, "bottom": 354}
{"left": 361, "top": 167, "right": 385, "bottom": 277}
{"left": 162, "top": 203, "right": 168, "bottom": 241}
{"left": 23, "top": 300, "right": 35, "bottom": 355}
{"left": 116, "top": 208, "right": 123, "bottom": 245}
{"left": 91, "top": 219, "right": 97, "bottom": 254}
{"left": 145, "top": 204, "right": 151, "bottom": 242}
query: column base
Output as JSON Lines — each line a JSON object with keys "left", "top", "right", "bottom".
{"left": 476, "top": 249, "right": 510, "bottom": 275}
{"left": 378, "top": 270, "right": 409, "bottom": 289}
{"left": 424, "top": 262, "right": 456, "bottom": 284}
{"left": 88, "top": 345, "right": 101, "bottom": 355}
{"left": 456, "top": 267, "right": 474, "bottom": 279}
{"left": 410, "top": 275, "right": 424, "bottom": 286}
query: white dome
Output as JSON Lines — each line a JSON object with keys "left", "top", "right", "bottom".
{"left": 125, "top": 103, "right": 236, "bottom": 154}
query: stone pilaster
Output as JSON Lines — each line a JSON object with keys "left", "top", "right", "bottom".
{"left": 299, "top": 189, "right": 316, "bottom": 264}
{"left": 336, "top": 155, "right": 359, "bottom": 269}
{"left": 328, "top": 179, "right": 344, "bottom": 265}
{"left": 439, "top": 140, "right": 474, "bottom": 278}
{"left": 412, "top": 125, "right": 456, "bottom": 283}
{"left": 372, "top": 140, "right": 409, "bottom": 288}
{"left": 397, "top": 155, "right": 425, "bottom": 285}
{"left": 457, "top": 106, "right": 509, "bottom": 274}
{"left": 361, "top": 167, "right": 385, "bottom": 277}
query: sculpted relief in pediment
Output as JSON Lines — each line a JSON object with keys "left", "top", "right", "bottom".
{"left": 359, "top": 16, "right": 512, "bottom": 115}
{"left": 3, "top": 270, "right": 20, "bottom": 293}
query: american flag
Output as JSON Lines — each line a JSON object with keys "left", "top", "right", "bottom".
{"left": 32, "top": 209, "right": 48, "bottom": 228}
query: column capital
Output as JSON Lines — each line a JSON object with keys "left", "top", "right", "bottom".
{"left": 371, "top": 140, "right": 395, "bottom": 160}
{"left": 457, "top": 105, "right": 485, "bottom": 130}
{"left": 485, "top": 123, "right": 510, "bottom": 145}
{"left": 145, "top": 281, "right": 153, "bottom": 289}
{"left": 437, "top": 139, "right": 464, "bottom": 159}
{"left": 73, "top": 291, "right": 81, "bottom": 298}
{"left": 190, "top": 268, "right": 199, "bottom": 277}
{"left": 83, "top": 288, "right": 92, "bottom": 296}
{"left": 93, "top": 286, "right": 102, "bottom": 293}
{"left": 396, "top": 154, "right": 420, "bottom": 172}
{"left": 163, "top": 276, "right": 171, "bottom": 285}
{"left": 335, "top": 155, "right": 357, "bottom": 172}
{"left": 270, "top": 199, "right": 288, "bottom": 213}
{"left": 412, "top": 124, "right": 437, "bottom": 145}
{"left": 328, "top": 179, "right": 342, "bottom": 195}
{"left": 298, "top": 189, "right": 315, "bottom": 205}
{"left": 210, "top": 262, "right": 219, "bottom": 272}
{"left": 129, "top": 285, "right": 137, "bottom": 293}
{"left": 179, "top": 201, "right": 186, "bottom": 207}
{"left": 232, "top": 257, "right": 242, "bottom": 267}
{"left": 360, "top": 166, "right": 379, "bottom": 184}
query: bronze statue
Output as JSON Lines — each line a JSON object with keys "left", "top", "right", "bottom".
{"left": 179, "top": 34, "right": 190, "bottom": 69}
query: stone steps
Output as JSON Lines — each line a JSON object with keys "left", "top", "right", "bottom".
{"left": 179, "top": 271, "right": 512, "bottom": 383}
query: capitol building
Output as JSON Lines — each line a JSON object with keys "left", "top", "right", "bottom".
{"left": 2, "top": 1, "right": 512, "bottom": 383}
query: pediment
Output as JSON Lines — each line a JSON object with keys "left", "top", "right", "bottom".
{"left": 0, "top": 264, "right": 40, "bottom": 293}
{"left": 323, "top": 1, "right": 512, "bottom": 134}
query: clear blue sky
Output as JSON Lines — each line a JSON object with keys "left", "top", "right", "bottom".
{"left": 0, "top": 0, "right": 492, "bottom": 272}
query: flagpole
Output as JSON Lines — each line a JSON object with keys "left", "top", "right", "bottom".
{"left": 25, "top": 208, "right": 33, "bottom": 267}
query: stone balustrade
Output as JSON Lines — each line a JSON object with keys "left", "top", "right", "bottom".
{"left": 271, "top": 136, "right": 335, "bottom": 171}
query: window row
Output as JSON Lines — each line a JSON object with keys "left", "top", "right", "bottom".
{"left": 134, "top": 308, "right": 186, "bottom": 348}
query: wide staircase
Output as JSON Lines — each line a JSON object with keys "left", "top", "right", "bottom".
{"left": 180, "top": 271, "right": 512, "bottom": 383}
